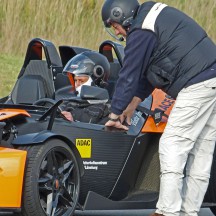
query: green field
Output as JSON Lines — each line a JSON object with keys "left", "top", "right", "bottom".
{"left": 0, "top": 54, "right": 23, "bottom": 97}
{"left": 0, "top": 0, "right": 216, "bottom": 97}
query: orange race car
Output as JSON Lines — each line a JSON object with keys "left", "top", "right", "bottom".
{"left": 0, "top": 38, "right": 215, "bottom": 216}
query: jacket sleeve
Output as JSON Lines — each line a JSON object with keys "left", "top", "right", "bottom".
{"left": 111, "top": 29, "right": 157, "bottom": 115}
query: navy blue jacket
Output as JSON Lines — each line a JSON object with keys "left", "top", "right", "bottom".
{"left": 111, "top": 29, "right": 157, "bottom": 115}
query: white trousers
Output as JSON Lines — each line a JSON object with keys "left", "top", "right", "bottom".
{"left": 156, "top": 77, "right": 216, "bottom": 216}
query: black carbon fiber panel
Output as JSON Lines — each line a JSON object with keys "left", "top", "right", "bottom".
{"left": 52, "top": 123, "right": 136, "bottom": 204}
{"left": 135, "top": 133, "right": 161, "bottom": 192}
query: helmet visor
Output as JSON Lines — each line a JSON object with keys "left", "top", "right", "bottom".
{"left": 63, "top": 54, "right": 95, "bottom": 76}
{"left": 105, "top": 27, "right": 125, "bottom": 42}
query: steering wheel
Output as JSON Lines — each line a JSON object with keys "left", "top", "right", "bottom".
{"left": 33, "top": 98, "right": 63, "bottom": 112}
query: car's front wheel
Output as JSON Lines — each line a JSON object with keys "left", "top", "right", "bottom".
{"left": 17, "top": 138, "right": 80, "bottom": 216}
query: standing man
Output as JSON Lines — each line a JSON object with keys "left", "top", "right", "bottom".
{"left": 101, "top": 0, "right": 216, "bottom": 216}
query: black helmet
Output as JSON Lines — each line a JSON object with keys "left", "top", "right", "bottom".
{"left": 102, "top": 0, "right": 140, "bottom": 28}
{"left": 63, "top": 51, "right": 110, "bottom": 88}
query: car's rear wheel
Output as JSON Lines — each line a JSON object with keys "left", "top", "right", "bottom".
{"left": 205, "top": 146, "right": 216, "bottom": 215}
{"left": 17, "top": 138, "right": 80, "bottom": 216}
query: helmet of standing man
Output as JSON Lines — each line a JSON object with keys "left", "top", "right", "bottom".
{"left": 101, "top": 0, "right": 140, "bottom": 29}
{"left": 62, "top": 51, "right": 110, "bottom": 89}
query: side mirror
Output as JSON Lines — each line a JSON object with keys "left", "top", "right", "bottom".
{"left": 80, "top": 85, "right": 109, "bottom": 101}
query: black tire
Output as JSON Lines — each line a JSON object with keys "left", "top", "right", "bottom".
{"left": 17, "top": 139, "right": 80, "bottom": 216}
{"left": 205, "top": 146, "right": 216, "bottom": 215}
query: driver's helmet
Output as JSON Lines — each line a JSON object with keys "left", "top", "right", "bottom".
{"left": 101, "top": 0, "right": 140, "bottom": 40}
{"left": 62, "top": 51, "right": 110, "bottom": 90}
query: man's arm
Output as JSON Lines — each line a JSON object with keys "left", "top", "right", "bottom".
{"left": 110, "top": 29, "right": 157, "bottom": 116}
{"left": 106, "top": 29, "right": 157, "bottom": 129}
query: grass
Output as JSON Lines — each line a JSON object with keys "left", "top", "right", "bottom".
{"left": 0, "top": 54, "right": 23, "bottom": 97}
{"left": 0, "top": 0, "right": 215, "bottom": 97}
{"left": 0, "top": 0, "right": 113, "bottom": 56}
{"left": 0, "top": 0, "right": 215, "bottom": 55}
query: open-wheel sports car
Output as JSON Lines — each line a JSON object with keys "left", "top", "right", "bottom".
{"left": 0, "top": 38, "right": 216, "bottom": 216}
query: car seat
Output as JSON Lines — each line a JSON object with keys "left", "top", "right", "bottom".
{"left": 9, "top": 60, "right": 54, "bottom": 104}
{"left": 6, "top": 38, "right": 63, "bottom": 105}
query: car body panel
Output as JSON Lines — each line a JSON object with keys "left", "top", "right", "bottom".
{"left": 0, "top": 109, "right": 30, "bottom": 121}
{"left": 141, "top": 89, "right": 175, "bottom": 133}
{"left": 0, "top": 147, "right": 27, "bottom": 208}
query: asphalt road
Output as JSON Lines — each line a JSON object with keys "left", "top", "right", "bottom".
{"left": 73, "top": 208, "right": 214, "bottom": 216}
{"left": 0, "top": 208, "right": 214, "bottom": 215}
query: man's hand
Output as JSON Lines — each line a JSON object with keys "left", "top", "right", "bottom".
{"left": 61, "top": 111, "right": 74, "bottom": 121}
{"left": 120, "top": 96, "right": 142, "bottom": 125}
{"left": 105, "top": 113, "right": 129, "bottom": 130}
{"left": 105, "top": 97, "right": 142, "bottom": 130}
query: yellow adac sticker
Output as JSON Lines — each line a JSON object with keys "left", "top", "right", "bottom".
{"left": 76, "top": 139, "right": 92, "bottom": 158}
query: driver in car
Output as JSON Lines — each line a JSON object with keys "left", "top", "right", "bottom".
{"left": 61, "top": 51, "right": 111, "bottom": 124}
